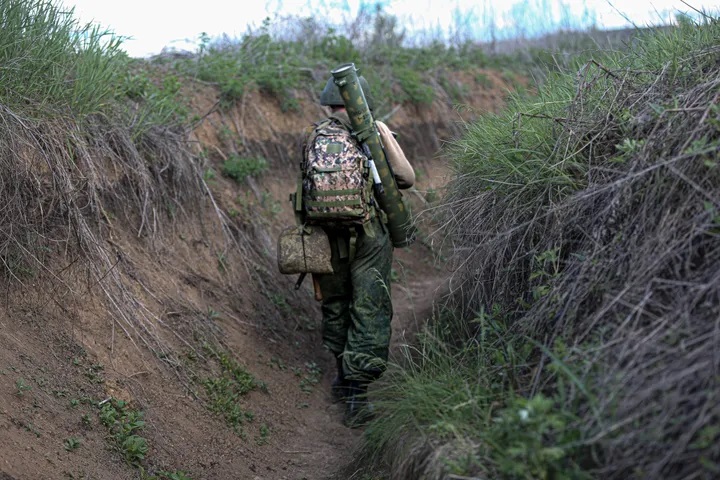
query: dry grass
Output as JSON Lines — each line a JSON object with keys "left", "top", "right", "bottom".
{"left": 439, "top": 19, "right": 720, "bottom": 479}
{"left": 0, "top": 103, "right": 242, "bottom": 356}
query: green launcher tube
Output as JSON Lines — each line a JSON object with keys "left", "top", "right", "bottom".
{"left": 331, "top": 63, "right": 417, "bottom": 248}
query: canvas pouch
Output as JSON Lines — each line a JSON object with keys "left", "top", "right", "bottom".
{"left": 277, "top": 225, "right": 334, "bottom": 275}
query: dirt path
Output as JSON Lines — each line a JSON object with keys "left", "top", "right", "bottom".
{"left": 240, "top": 156, "right": 453, "bottom": 479}
{"left": 250, "top": 240, "right": 448, "bottom": 480}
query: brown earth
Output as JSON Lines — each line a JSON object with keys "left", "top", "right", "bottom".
{"left": 0, "top": 68, "right": 515, "bottom": 480}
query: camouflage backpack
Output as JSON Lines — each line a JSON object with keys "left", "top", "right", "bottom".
{"left": 296, "top": 117, "right": 374, "bottom": 228}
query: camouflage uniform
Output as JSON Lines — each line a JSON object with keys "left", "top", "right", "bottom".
{"left": 319, "top": 214, "right": 393, "bottom": 382}
{"left": 305, "top": 111, "right": 395, "bottom": 382}
{"left": 300, "top": 75, "right": 414, "bottom": 426}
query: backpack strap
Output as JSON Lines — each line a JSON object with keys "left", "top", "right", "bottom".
{"left": 334, "top": 229, "right": 359, "bottom": 263}
{"left": 349, "top": 230, "right": 357, "bottom": 262}
{"left": 293, "top": 170, "right": 304, "bottom": 225}
{"left": 332, "top": 116, "right": 380, "bottom": 228}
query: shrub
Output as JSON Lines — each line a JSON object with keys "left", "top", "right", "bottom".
{"left": 221, "top": 155, "right": 268, "bottom": 181}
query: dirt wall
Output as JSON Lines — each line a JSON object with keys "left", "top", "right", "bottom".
{"left": 0, "top": 67, "right": 518, "bottom": 480}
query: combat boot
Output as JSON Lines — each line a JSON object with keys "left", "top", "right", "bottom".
{"left": 330, "top": 356, "right": 349, "bottom": 403}
{"left": 343, "top": 380, "right": 374, "bottom": 428}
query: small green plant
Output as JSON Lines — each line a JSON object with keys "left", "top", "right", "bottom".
{"left": 299, "top": 362, "right": 322, "bottom": 394}
{"left": 217, "top": 252, "right": 227, "bottom": 273}
{"left": 613, "top": 138, "right": 646, "bottom": 162}
{"left": 529, "top": 247, "right": 561, "bottom": 302}
{"left": 475, "top": 72, "right": 494, "bottom": 88}
{"left": 221, "top": 154, "right": 268, "bottom": 181}
{"left": 23, "top": 422, "right": 41, "bottom": 437}
{"left": 425, "top": 188, "right": 439, "bottom": 204}
{"left": 256, "top": 423, "right": 270, "bottom": 446}
{"left": 85, "top": 363, "right": 105, "bottom": 384}
{"left": 81, "top": 413, "right": 92, "bottom": 427}
{"left": 151, "top": 471, "right": 194, "bottom": 480}
{"left": 268, "top": 293, "right": 288, "bottom": 311}
{"left": 64, "top": 437, "right": 81, "bottom": 452}
{"left": 486, "top": 394, "right": 587, "bottom": 479}
{"left": 390, "top": 268, "right": 400, "bottom": 283}
{"left": 269, "top": 356, "right": 287, "bottom": 371}
{"left": 395, "top": 66, "right": 435, "bottom": 104}
{"left": 260, "top": 192, "right": 282, "bottom": 218}
{"left": 121, "top": 435, "right": 149, "bottom": 464}
{"left": 201, "top": 345, "right": 261, "bottom": 434}
{"left": 203, "top": 168, "right": 217, "bottom": 181}
{"left": 98, "top": 398, "right": 148, "bottom": 465}
{"left": 15, "top": 378, "right": 31, "bottom": 397}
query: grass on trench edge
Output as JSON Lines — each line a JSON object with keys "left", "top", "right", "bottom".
{"left": 359, "top": 311, "right": 594, "bottom": 479}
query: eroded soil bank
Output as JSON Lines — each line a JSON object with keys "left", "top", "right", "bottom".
{"left": 0, "top": 69, "right": 514, "bottom": 479}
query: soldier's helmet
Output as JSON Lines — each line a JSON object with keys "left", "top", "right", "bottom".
{"left": 319, "top": 75, "right": 374, "bottom": 110}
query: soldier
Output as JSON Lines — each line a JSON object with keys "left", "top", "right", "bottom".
{"left": 301, "top": 74, "right": 415, "bottom": 427}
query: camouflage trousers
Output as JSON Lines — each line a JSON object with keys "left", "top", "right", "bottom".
{"left": 318, "top": 216, "right": 393, "bottom": 382}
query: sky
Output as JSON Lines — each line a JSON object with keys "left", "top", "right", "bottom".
{"left": 56, "top": 0, "right": 720, "bottom": 58}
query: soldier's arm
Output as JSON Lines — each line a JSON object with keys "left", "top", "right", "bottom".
{"left": 376, "top": 120, "right": 415, "bottom": 189}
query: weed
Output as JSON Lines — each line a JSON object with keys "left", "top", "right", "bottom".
{"left": 217, "top": 252, "right": 227, "bottom": 272}
{"left": 256, "top": 423, "right": 270, "bottom": 446}
{"left": 85, "top": 363, "right": 105, "bottom": 384}
{"left": 121, "top": 435, "right": 149, "bottom": 464}
{"left": 438, "top": 76, "right": 470, "bottom": 104}
{"left": 260, "top": 192, "right": 282, "bottom": 218}
{"left": 15, "top": 378, "right": 31, "bottom": 397}
{"left": 64, "top": 437, "right": 81, "bottom": 452}
{"left": 98, "top": 398, "right": 148, "bottom": 465}
{"left": 21, "top": 422, "right": 40, "bottom": 437}
{"left": 424, "top": 188, "right": 438, "bottom": 204}
{"left": 201, "top": 345, "right": 261, "bottom": 434}
{"left": 269, "top": 357, "right": 287, "bottom": 371}
{"left": 120, "top": 67, "right": 189, "bottom": 133}
{"left": 529, "top": 247, "right": 561, "bottom": 302}
{"left": 487, "top": 394, "right": 588, "bottom": 479}
{"left": 81, "top": 414, "right": 92, "bottom": 427}
{"left": 221, "top": 155, "right": 268, "bottom": 182}
{"left": 268, "top": 293, "right": 289, "bottom": 311}
{"left": 150, "top": 471, "right": 194, "bottom": 480}
{"left": 203, "top": 168, "right": 217, "bottom": 181}
{"left": 206, "top": 308, "right": 220, "bottom": 321}
{"left": 475, "top": 72, "right": 494, "bottom": 88}
{"left": 299, "top": 362, "right": 322, "bottom": 394}
{"left": 390, "top": 268, "right": 400, "bottom": 283}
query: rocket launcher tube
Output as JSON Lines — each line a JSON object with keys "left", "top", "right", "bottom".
{"left": 331, "top": 63, "right": 417, "bottom": 248}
